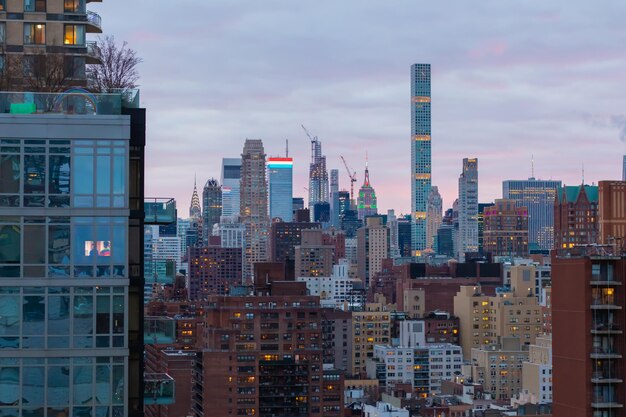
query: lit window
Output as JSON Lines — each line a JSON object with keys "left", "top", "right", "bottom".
{"left": 64, "top": 25, "right": 85, "bottom": 45}
{"left": 24, "top": 23, "right": 46, "bottom": 45}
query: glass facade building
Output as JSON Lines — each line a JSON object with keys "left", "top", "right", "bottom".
{"left": 0, "top": 98, "right": 146, "bottom": 416}
{"left": 267, "top": 157, "right": 293, "bottom": 222}
{"left": 221, "top": 158, "right": 241, "bottom": 218}
{"left": 411, "top": 63, "right": 431, "bottom": 256}
{"left": 503, "top": 178, "right": 562, "bottom": 251}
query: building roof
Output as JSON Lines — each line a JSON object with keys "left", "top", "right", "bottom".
{"left": 556, "top": 184, "right": 598, "bottom": 203}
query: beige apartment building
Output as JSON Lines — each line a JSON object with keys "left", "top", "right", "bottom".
{"left": 470, "top": 337, "right": 529, "bottom": 401}
{"left": 521, "top": 334, "right": 552, "bottom": 404}
{"left": 357, "top": 216, "right": 389, "bottom": 288}
{"left": 350, "top": 302, "right": 391, "bottom": 377}
{"left": 454, "top": 265, "right": 543, "bottom": 359}
{"left": 1, "top": 0, "right": 102, "bottom": 87}
{"left": 295, "top": 228, "right": 334, "bottom": 277}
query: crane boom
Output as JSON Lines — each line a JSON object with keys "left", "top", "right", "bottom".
{"left": 340, "top": 155, "right": 357, "bottom": 204}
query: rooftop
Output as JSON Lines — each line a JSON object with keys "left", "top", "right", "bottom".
{"left": 0, "top": 89, "right": 140, "bottom": 116}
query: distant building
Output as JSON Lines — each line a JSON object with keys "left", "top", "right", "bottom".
{"left": 599, "top": 180, "right": 626, "bottom": 244}
{"left": 312, "top": 201, "right": 331, "bottom": 224}
{"left": 267, "top": 157, "right": 293, "bottom": 222}
{"left": 554, "top": 184, "right": 599, "bottom": 249}
{"left": 240, "top": 140, "right": 269, "bottom": 282}
{"left": 350, "top": 303, "right": 392, "bottom": 376}
{"left": 477, "top": 203, "right": 491, "bottom": 254}
{"left": 387, "top": 210, "right": 400, "bottom": 258}
{"left": 357, "top": 161, "right": 378, "bottom": 220}
{"left": 295, "top": 229, "right": 334, "bottom": 277}
{"left": 189, "top": 177, "right": 202, "bottom": 218}
{"left": 522, "top": 335, "right": 553, "bottom": 404}
{"left": 398, "top": 216, "right": 413, "bottom": 258}
{"left": 357, "top": 217, "right": 389, "bottom": 288}
{"left": 483, "top": 199, "right": 529, "bottom": 257}
{"left": 330, "top": 168, "right": 340, "bottom": 227}
{"left": 292, "top": 197, "right": 305, "bottom": 214}
{"left": 411, "top": 63, "right": 432, "bottom": 256}
{"left": 341, "top": 209, "right": 362, "bottom": 238}
{"left": 623, "top": 155, "right": 626, "bottom": 180}
{"left": 202, "top": 178, "right": 222, "bottom": 243}
{"left": 270, "top": 221, "right": 320, "bottom": 263}
{"left": 458, "top": 158, "right": 479, "bottom": 258}
{"left": 308, "top": 132, "right": 329, "bottom": 211}
{"left": 503, "top": 178, "right": 561, "bottom": 251}
{"left": 427, "top": 186, "right": 443, "bottom": 251}
{"left": 221, "top": 157, "right": 241, "bottom": 217}
{"left": 187, "top": 245, "right": 242, "bottom": 299}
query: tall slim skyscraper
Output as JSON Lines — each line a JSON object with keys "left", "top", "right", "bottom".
{"left": 330, "top": 169, "right": 340, "bottom": 227}
{"left": 503, "top": 178, "right": 562, "bottom": 251}
{"left": 426, "top": 186, "right": 442, "bottom": 251}
{"left": 307, "top": 132, "right": 329, "bottom": 211}
{"left": 189, "top": 178, "right": 202, "bottom": 219}
{"left": 623, "top": 155, "right": 626, "bottom": 181}
{"left": 267, "top": 157, "right": 293, "bottom": 222}
{"left": 410, "top": 63, "right": 432, "bottom": 256}
{"left": 221, "top": 158, "right": 242, "bottom": 217}
{"left": 458, "top": 158, "right": 479, "bottom": 258}
{"left": 202, "top": 178, "right": 222, "bottom": 242}
{"left": 357, "top": 161, "right": 377, "bottom": 220}
{"left": 0, "top": 90, "right": 146, "bottom": 415}
{"left": 240, "top": 139, "right": 269, "bottom": 282}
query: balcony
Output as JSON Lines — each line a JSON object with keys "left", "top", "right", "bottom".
{"left": 590, "top": 349, "right": 622, "bottom": 360}
{"left": 144, "top": 316, "right": 176, "bottom": 345}
{"left": 145, "top": 198, "right": 177, "bottom": 225}
{"left": 86, "top": 41, "right": 101, "bottom": 64}
{"left": 0, "top": 90, "right": 139, "bottom": 115}
{"left": 144, "top": 373, "right": 175, "bottom": 405}
{"left": 86, "top": 10, "right": 102, "bottom": 33}
{"left": 591, "top": 399, "right": 623, "bottom": 409}
{"left": 591, "top": 323, "right": 623, "bottom": 335}
{"left": 592, "top": 372, "right": 623, "bottom": 384}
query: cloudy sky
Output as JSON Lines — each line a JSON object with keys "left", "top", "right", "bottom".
{"left": 94, "top": 1, "right": 626, "bottom": 215}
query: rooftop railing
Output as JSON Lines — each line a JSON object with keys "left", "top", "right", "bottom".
{"left": 144, "top": 198, "right": 177, "bottom": 225}
{"left": 144, "top": 373, "right": 175, "bottom": 405}
{"left": 0, "top": 90, "right": 139, "bottom": 115}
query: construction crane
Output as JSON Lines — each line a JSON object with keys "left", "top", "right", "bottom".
{"left": 340, "top": 155, "right": 357, "bottom": 204}
{"left": 301, "top": 124, "right": 319, "bottom": 163}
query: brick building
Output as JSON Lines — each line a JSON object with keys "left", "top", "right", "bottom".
{"left": 187, "top": 245, "right": 242, "bottom": 299}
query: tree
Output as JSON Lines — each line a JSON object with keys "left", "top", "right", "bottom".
{"left": 0, "top": 53, "right": 21, "bottom": 92}
{"left": 87, "top": 35, "right": 142, "bottom": 93}
{"left": 22, "top": 52, "right": 71, "bottom": 93}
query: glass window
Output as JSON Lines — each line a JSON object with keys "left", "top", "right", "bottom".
{"left": 24, "top": 155, "right": 45, "bottom": 194}
{"left": 0, "top": 367, "right": 19, "bottom": 405}
{"left": 23, "top": 23, "right": 46, "bottom": 44}
{"left": 24, "top": 225, "right": 45, "bottom": 264}
{"left": 74, "top": 154, "right": 93, "bottom": 194}
{"left": 24, "top": 0, "right": 46, "bottom": 12}
{"left": 49, "top": 225, "right": 70, "bottom": 265}
{"left": 48, "top": 294, "right": 70, "bottom": 336}
{"left": 64, "top": 0, "right": 85, "bottom": 13}
{"left": 47, "top": 366, "right": 70, "bottom": 406}
{"left": 63, "top": 24, "right": 85, "bottom": 46}
{"left": 0, "top": 23, "right": 5, "bottom": 44}
{"left": 73, "top": 366, "right": 92, "bottom": 405}
{"left": 23, "top": 366, "right": 45, "bottom": 406}
{"left": 0, "top": 154, "right": 20, "bottom": 194}
{"left": 49, "top": 155, "right": 70, "bottom": 194}
{"left": 96, "top": 155, "right": 111, "bottom": 194}
{"left": 0, "top": 224, "right": 20, "bottom": 264}
{"left": 23, "top": 295, "right": 45, "bottom": 336}
{"left": 96, "top": 365, "right": 111, "bottom": 403}
{"left": 96, "top": 295, "right": 110, "bottom": 334}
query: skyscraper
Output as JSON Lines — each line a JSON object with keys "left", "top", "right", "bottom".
{"left": 240, "top": 139, "right": 269, "bottom": 282}
{"left": 458, "top": 158, "right": 479, "bottom": 258}
{"left": 426, "top": 186, "right": 442, "bottom": 251}
{"left": 357, "top": 160, "right": 378, "bottom": 220}
{"left": 202, "top": 178, "right": 222, "bottom": 242}
{"left": 0, "top": 90, "right": 146, "bottom": 415}
{"left": 307, "top": 131, "right": 329, "bottom": 211}
{"left": 411, "top": 63, "right": 432, "bottom": 256}
{"left": 503, "top": 178, "right": 562, "bottom": 251}
{"left": 330, "top": 168, "right": 340, "bottom": 227}
{"left": 189, "top": 178, "right": 201, "bottom": 219}
{"left": 267, "top": 157, "right": 293, "bottom": 222}
{"left": 221, "top": 157, "right": 241, "bottom": 217}
{"left": 623, "top": 155, "right": 626, "bottom": 181}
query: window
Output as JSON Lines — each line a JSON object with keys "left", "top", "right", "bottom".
{"left": 0, "top": 0, "right": 5, "bottom": 11}
{"left": 64, "top": 0, "right": 85, "bottom": 13}
{"left": 24, "top": 23, "right": 46, "bottom": 45}
{"left": 24, "top": 0, "right": 46, "bottom": 12}
{"left": 0, "top": 22, "right": 5, "bottom": 44}
{"left": 64, "top": 25, "right": 85, "bottom": 46}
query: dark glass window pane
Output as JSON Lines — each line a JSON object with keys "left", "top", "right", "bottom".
{"left": 96, "top": 296, "right": 110, "bottom": 334}
{"left": 23, "top": 295, "right": 45, "bottom": 335}
{"left": 0, "top": 155, "right": 20, "bottom": 193}
{"left": 0, "top": 225, "right": 20, "bottom": 263}
{"left": 49, "top": 225, "right": 70, "bottom": 265}
{"left": 47, "top": 367, "right": 70, "bottom": 406}
{"left": 49, "top": 155, "right": 70, "bottom": 194}
{"left": 24, "top": 155, "right": 45, "bottom": 194}
{"left": 24, "top": 225, "right": 45, "bottom": 264}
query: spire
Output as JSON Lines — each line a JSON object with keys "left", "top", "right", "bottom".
{"left": 190, "top": 177, "right": 202, "bottom": 218}
{"left": 363, "top": 153, "right": 370, "bottom": 187}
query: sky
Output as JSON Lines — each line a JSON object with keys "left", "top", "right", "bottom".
{"left": 93, "top": 1, "right": 626, "bottom": 215}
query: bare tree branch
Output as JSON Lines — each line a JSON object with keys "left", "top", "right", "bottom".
{"left": 87, "top": 35, "right": 142, "bottom": 93}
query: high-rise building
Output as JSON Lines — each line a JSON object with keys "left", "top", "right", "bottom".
{"left": 307, "top": 132, "right": 329, "bottom": 211}
{"left": 216, "top": 215, "right": 245, "bottom": 249}
{"left": 398, "top": 215, "right": 413, "bottom": 258}
{"left": 295, "top": 229, "right": 334, "bottom": 278}
{"left": 458, "top": 158, "right": 478, "bottom": 258}
{"left": 220, "top": 157, "right": 241, "bottom": 217}
{"left": 187, "top": 245, "right": 242, "bottom": 299}
{"left": 330, "top": 168, "right": 340, "bottom": 227}
{"left": 189, "top": 177, "right": 201, "bottom": 219}
{"left": 552, "top": 249, "right": 626, "bottom": 417}
{"left": 267, "top": 157, "right": 293, "bottom": 222}
{"left": 410, "top": 63, "right": 432, "bottom": 256}
{"left": 0, "top": 90, "right": 146, "bottom": 415}
{"left": 349, "top": 303, "right": 391, "bottom": 376}
{"left": 387, "top": 209, "right": 400, "bottom": 258}
{"left": 483, "top": 199, "right": 529, "bottom": 257}
{"left": 357, "top": 217, "right": 389, "bottom": 289}
{"left": 0, "top": 0, "right": 101, "bottom": 89}
{"left": 202, "top": 178, "right": 222, "bottom": 242}
{"left": 623, "top": 156, "right": 626, "bottom": 181}
{"left": 477, "top": 203, "right": 491, "bottom": 254}
{"left": 599, "top": 180, "right": 626, "bottom": 244}
{"left": 554, "top": 184, "right": 599, "bottom": 249}
{"left": 503, "top": 178, "right": 561, "bottom": 251}
{"left": 270, "top": 221, "right": 320, "bottom": 263}
{"left": 426, "top": 186, "right": 442, "bottom": 251}
{"left": 240, "top": 139, "right": 269, "bottom": 282}
{"left": 357, "top": 161, "right": 377, "bottom": 220}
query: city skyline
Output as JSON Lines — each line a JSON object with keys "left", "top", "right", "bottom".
{"left": 94, "top": 1, "right": 626, "bottom": 214}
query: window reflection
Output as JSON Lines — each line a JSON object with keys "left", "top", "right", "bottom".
{"left": 24, "top": 155, "right": 46, "bottom": 194}
{"left": 0, "top": 225, "right": 20, "bottom": 264}
{"left": 0, "top": 154, "right": 20, "bottom": 194}
{"left": 49, "top": 155, "right": 70, "bottom": 194}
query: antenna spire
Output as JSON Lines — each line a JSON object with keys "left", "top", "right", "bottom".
{"left": 582, "top": 162, "right": 585, "bottom": 184}
{"left": 531, "top": 154, "right": 534, "bottom": 178}
{"left": 286, "top": 139, "right": 289, "bottom": 158}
